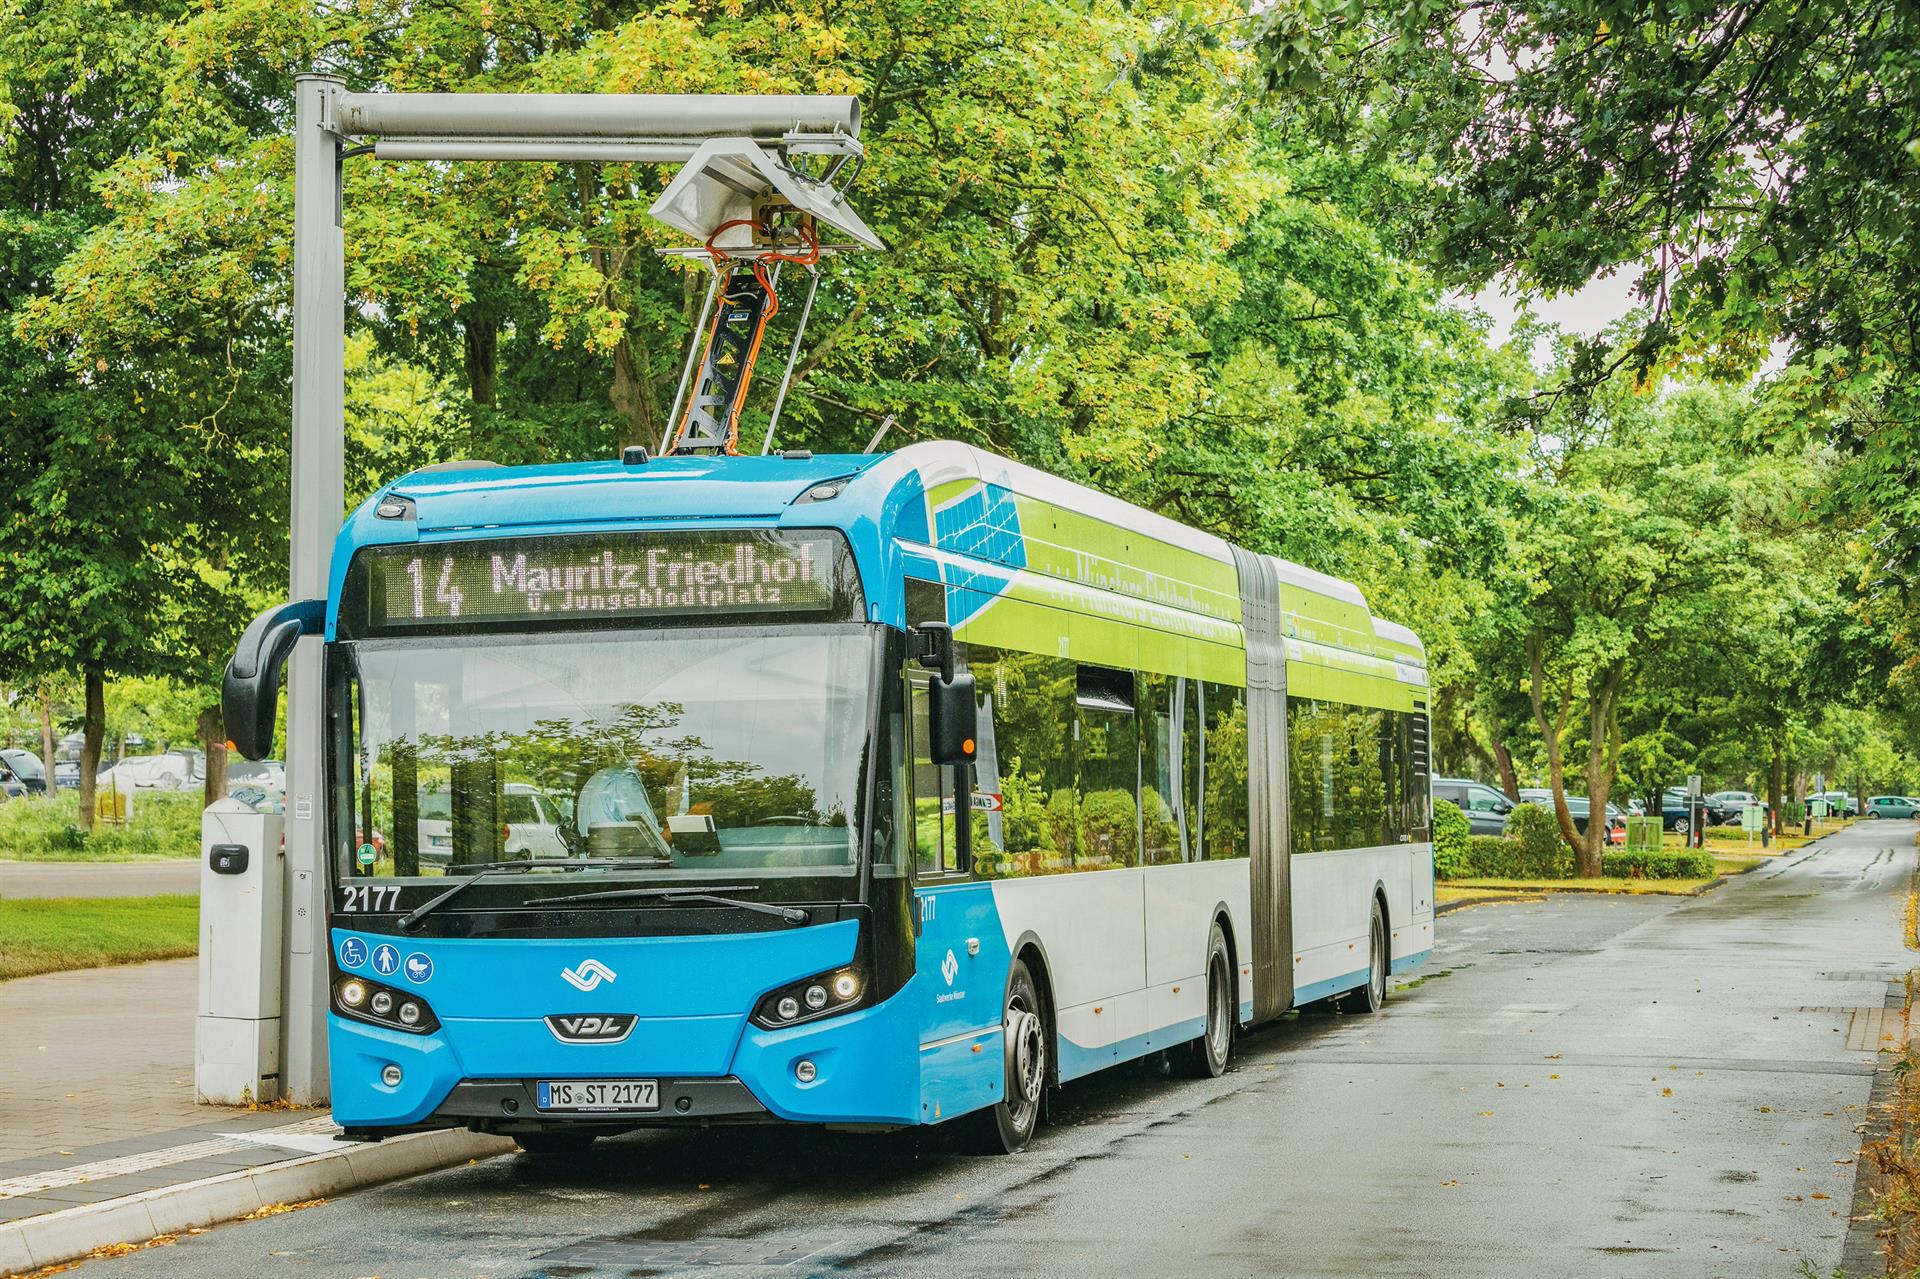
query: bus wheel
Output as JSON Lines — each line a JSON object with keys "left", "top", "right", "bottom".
{"left": 1337, "top": 900, "right": 1387, "bottom": 1015}
{"left": 1176, "top": 921, "right": 1234, "bottom": 1078}
{"left": 963, "top": 958, "right": 1047, "bottom": 1155}
{"left": 515, "top": 1130, "right": 598, "bottom": 1156}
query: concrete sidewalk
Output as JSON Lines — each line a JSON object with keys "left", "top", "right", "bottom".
{"left": 0, "top": 957, "right": 508, "bottom": 1274}
{"left": 0, "top": 859, "right": 199, "bottom": 899}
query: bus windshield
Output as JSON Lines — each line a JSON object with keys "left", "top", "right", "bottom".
{"left": 330, "top": 624, "right": 877, "bottom": 887}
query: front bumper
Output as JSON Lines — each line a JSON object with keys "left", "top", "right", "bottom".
{"left": 328, "top": 982, "right": 922, "bottom": 1133}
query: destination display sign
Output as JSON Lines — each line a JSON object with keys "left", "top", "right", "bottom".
{"left": 357, "top": 530, "right": 846, "bottom": 631}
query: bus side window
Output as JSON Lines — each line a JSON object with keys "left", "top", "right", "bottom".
{"left": 908, "top": 674, "right": 959, "bottom": 877}
{"left": 1379, "top": 710, "right": 1402, "bottom": 845}
{"left": 1184, "top": 680, "right": 1205, "bottom": 860}
{"left": 965, "top": 646, "right": 1075, "bottom": 880}
{"left": 1075, "top": 665, "right": 1140, "bottom": 870}
{"left": 870, "top": 664, "right": 907, "bottom": 877}
{"left": 1141, "top": 673, "right": 1187, "bottom": 866}
{"left": 1200, "top": 682, "right": 1249, "bottom": 859}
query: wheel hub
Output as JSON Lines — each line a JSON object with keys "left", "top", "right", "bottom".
{"left": 1006, "top": 1007, "right": 1045, "bottom": 1106}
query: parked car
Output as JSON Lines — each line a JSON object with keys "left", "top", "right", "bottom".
{"left": 1805, "top": 790, "right": 1857, "bottom": 817}
{"left": 52, "top": 760, "right": 79, "bottom": 789}
{"left": 415, "top": 782, "right": 571, "bottom": 865}
{"left": 97, "top": 751, "right": 205, "bottom": 791}
{"left": 1659, "top": 788, "right": 1730, "bottom": 834}
{"left": 1708, "top": 790, "right": 1767, "bottom": 824}
{"left": 1867, "top": 795, "right": 1920, "bottom": 820}
{"left": 1516, "top": 789, "right": 1627, "bottom": 843}
{"left": 228, "top": 784, "right": 284, "bottom": 814}
{"left": 0, "top": 748, "right": 48, "bottom": 794}
{"left": 1432, "top": 778, "right": 1512, "bottom": 836}
{"left": 227, "top": 759, "right": 286, "bottom": 790}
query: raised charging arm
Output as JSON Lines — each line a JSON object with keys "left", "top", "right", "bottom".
{"left": 223, "top": 600, "right": 325, "bottom": 761}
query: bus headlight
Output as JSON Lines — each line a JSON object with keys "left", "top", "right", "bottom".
{"left": 752, "top": 967, "right": 865, "bottom": 1029}
{"left": 332, "top": 974, "right": 439, "bottom": 1035}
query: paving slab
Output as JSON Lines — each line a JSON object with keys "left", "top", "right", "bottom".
{"left": 0, "top": 959, "right": 237, "bottom": 1161}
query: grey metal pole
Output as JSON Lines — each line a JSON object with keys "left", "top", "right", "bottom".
{"left": 759, "top": 267, "right": 821, "bottom": 455}
{"left": 335, "top": 93, "right": 859, "bottom": 142}
{"left": 283, "top": 73, "right": 347, "bottom": 1105}
{"left": 661, "top": 268, "right": 722, "bottom": 456}
{"left": 373, "top": 141, "right": 699, "bottom": 163}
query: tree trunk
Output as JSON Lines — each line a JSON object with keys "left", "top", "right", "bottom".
{"left": 198, "top": 705, "right": 227, "bottom": 808}
{"left": 1768, "top": 736, "right": 1785, "bottom": 835}
{"left": 37, "top": 684, "right": 56, "bottom": 797}
{"left": 1525, "top": 633, "right": 1584, "bottom": 858}
{"left": 1578, "top": 667, "right": 1626, "bottom": 880}
{"left": 461, "top": 311, "right": 498, "bottom": 405}
{"left": 611, "top": 334, "right": 660, "bottom": 448}
{"left": 1491, "top": 738, "right": 1522, "bottom": 802}
{"left": 77, "top": 667, "right": 104, "bottom": 833}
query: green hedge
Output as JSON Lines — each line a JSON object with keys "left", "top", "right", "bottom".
{"left": 1505, "top": 802, "right": 1574, "bottom": 877}
{"left": 1601, "top": 848, "right": 1715, "bottom": 879}
{"left": 0, "top": 790, "right": 204, "bottom": 860}
{"left": 1447, "top": 827, "right": 1573, "bottom": 880}
{"left": 1432, "top": 799, "right": 1470, "bottom": 879}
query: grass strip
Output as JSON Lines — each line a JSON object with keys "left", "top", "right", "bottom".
{"left": 0, "top": 893, "right": 199, "bottom": 981}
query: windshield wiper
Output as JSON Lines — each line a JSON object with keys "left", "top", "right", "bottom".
{"left": 398, "top": 858, "right": 668, "bottom": 933}
{"left": 533, "top": 883, "right": 809, "bottom": 924}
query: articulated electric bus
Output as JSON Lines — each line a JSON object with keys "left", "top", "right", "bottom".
{"left": 224, "top": 441, "right": 1432, "bottom": 1154}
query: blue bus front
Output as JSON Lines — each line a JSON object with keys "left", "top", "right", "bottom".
{"left": 317, "top": 503, "right": 929, "bottom": 1141}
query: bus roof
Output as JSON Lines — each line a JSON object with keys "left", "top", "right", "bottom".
{"left": 344, "top": 441, "right": 1422, "bottom": 667}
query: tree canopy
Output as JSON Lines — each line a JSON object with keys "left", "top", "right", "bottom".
{"left": 1, "top": 0, "right": 1915, "bottom": 854}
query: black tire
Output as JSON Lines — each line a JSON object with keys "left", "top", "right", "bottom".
{"left": 515, "top": 1130, "right": 598, "bottom": 1156}
{"left": 1176, "top": 922, "right": 1234, "bottom": 1078}
{"left": 1337, "top": 899, "right": 1387, "bottom": 1015}
{"left": 961, "top": 957, "right": 1048, "bottom": 1155}
{"left": 1673, "top": 816, "right": 1691, "bottom": 836}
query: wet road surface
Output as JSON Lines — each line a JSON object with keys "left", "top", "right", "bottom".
{"left": 78, "top": 821, "right": 1917, "bottom": 1278}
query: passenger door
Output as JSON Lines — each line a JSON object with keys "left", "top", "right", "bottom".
{"left": 906, "top": 670, "right": 1004, "bottom": 1124}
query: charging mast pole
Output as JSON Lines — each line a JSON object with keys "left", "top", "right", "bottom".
{"left": 276, "top": 77, "right": 876, "bottom": 1105}
{"left": 285, "top": 74, "right": 348, "bottom": 1103}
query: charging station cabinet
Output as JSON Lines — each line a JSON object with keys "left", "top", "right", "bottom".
{"left": 196, "top": 797, "right": 286, "bottom": 1105}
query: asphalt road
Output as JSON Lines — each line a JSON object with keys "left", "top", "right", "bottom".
{"left": 0, "top": 859, "right": 198, "bottom": 899}
{"left": 78, "top": 821, "right": 1917, "bottom": 1278}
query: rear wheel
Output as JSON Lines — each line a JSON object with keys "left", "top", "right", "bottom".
{"left": 1672, "top": 816, "right": 1691, "bottom": 836}
{"left": 1337, "top": 900, "right": 1387, "bottom": 1015}
{"left": 1177, "top": 922, "right": 1234, "bottom": 1077}
{"left": 515, "top": 1130, "right": 599, "bottom": 1156}
{"left": 961, "top": 958, "right": 1047, "bottom": 1155}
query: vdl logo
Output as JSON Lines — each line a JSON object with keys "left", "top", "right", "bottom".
{"left": 561, "top": 959, "right": 617, "bottom": 992}
{"left": 546, "top": 1013, "right": 636, "bottom": 1044}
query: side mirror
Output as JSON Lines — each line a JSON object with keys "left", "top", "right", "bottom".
{"left": 222, "top": 601, "right": 324, "bottom": 761}
{"left": 928, "top": 671, "right": 978, "bottom": 766}
{"left": 912, "top": 622, "right": 976, "bottom": 766}
{"left": 1494, "top": 800, "right": 1513, "bottom": 814}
